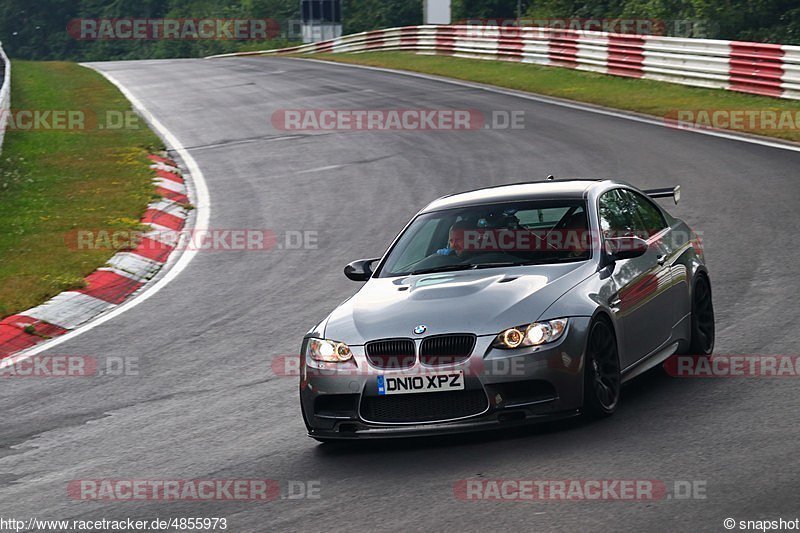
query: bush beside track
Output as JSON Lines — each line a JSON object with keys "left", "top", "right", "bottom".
{"left": 0, "top": 61, "right": 161, "bottom": 318}
{"left": 297, "top": 51, "right": 800, "bottom": 144}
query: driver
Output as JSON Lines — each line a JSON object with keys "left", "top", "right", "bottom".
{"left": 436, "top": 220, "right": 472, "bottom": 257}
{"left": 400, "top": 220, "right": 474, "bottom": 272}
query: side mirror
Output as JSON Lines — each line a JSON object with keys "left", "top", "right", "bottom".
{"left": 344, "top": 258, "right": 379, "bottom": 281}
{"left": 605, "top": 236, "right": 648, "bottom": 261}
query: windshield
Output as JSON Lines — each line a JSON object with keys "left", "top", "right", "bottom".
{"left": 377, "top": 200, "right": 592, "bottom": 277}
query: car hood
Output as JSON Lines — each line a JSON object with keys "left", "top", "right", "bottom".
{"left": 323, "top": 262, "right": 594, "bottom": 343}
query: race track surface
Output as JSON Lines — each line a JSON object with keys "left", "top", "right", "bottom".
{"left": 2, "top": 56, "right": 799, "bottom": 531}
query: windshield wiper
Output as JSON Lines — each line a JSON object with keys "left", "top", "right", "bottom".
{"left": 516, "top": 256, "right": 588, "bottom": 266}
{"left": 409, "top": 264, "right": 475, "bottom": 275}
{"left": 476, "top": 257, "right": 589, "bottom": 269}
{"left": 408, "top": 256, "right": 587, "bottom": 276}
{"left": 472, "top": 262, "right": 517, "bottom": 269}
{"left": 411, "top": 262, "right": 520, "bottom": 274}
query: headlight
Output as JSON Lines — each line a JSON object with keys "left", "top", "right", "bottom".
{"left": 492, "top": 318, "right": 568, "bottom": 349}
{"left": 306, "top": 338, "right": 353, "bottom": 362}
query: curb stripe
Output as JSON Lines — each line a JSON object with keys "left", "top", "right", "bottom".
{"left": 155, "top": 186, "right": 190, "bottom": 204}
{"left": 130, "top": 236, "right": 176, "bottom": 263}
{"left": 0, "top": 316, "right": 69, "bottom": 358}
{"left": 142, "top": 208, "right": 186, "bottom": 231}
{"left": 0, "top": 152, "right": 191, "bottom": 359}
{"left": 148, "top": 154, "right": 178, "bottom": 166}
{"left": 155, "top": 168, "right": 184, "bottom": 184}
{"left": 20, "top": 292, "right": 115, "bottom": 331}
{"left": 77, "top": 271, "right": 144, "bottom": 304}
{"left": 0, "top": 63, "right": 211, "bottom": 365}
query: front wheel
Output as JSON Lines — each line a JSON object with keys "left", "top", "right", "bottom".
{"left": 582, "top": 318, "right": 621, "bottom": 418}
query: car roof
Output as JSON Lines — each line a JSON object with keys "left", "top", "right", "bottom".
{"left": 420, "top": 179, "right": 612, "bottom": 212}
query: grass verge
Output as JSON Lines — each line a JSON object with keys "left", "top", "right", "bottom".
{"left": 0, "top": 61, "right": 162, "bottom": 318}
{"left": 302, "top": 52, "right": 800, "bottom": 143}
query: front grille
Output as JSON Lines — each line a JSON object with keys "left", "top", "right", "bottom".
{"left": 360, "top": 390, "right": 489, "bottom": 423}
{"left": 419, "top": 334, "right": 476, "bottom": 366}
{"left": 365, "top": 338, "right": 416, "bottom": 369}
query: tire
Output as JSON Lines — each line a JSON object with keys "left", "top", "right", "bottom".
{"left": 582, "top": 318, "right": 622, "bottom": 419}
{"left": 688, "top": 275, "right": 715, "bottom": 355}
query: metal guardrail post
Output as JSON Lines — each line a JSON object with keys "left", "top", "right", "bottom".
{"left": 0, "top": 41, "right": 11, "bottom": 154}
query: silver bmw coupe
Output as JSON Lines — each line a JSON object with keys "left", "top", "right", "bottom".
{"left": 300, "top": 179, "right": 714, "bottom": 440}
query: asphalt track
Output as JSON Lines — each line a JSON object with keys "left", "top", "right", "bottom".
{"left": 2, "top": 56, "right": 800, "bottom": 532}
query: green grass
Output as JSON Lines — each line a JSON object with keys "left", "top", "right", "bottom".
{"left": 0, "top": 61, "right": 162, "bottom": 318}
{"left": 300, "top": 52, "right": 800, "bottom": 143}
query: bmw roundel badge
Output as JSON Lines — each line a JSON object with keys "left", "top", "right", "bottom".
{"left": 413, "top": 325, "right": 427, "bottom": 335}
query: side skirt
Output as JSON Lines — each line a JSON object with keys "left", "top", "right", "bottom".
{"left": 621, "top": 341, "right": 680, "bottom": 383}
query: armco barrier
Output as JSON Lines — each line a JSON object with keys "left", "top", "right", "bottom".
{"left": 208, "top": 25, "right": 800, "bottom": 101}
{"left": 0, "top": 41, "right": 10, "bottom": 153}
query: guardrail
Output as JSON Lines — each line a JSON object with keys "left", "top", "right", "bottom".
{"left": 208, "top": 25, "right": 800, "bottom": 101}
{"left": 0, "top": 41, "right": 10, "bottom": 153}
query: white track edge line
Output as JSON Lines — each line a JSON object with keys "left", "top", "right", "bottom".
{"left": 285, "top": 56, "right": 800, "bottom": 154}
{"left": 0, "top": 66, "right": 211, "bottom": 368}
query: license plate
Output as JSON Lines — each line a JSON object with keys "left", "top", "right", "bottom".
{"left": 377, "top": 371, "right": 464, "bottom": 395}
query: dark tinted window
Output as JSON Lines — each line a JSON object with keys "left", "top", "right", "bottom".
{"left": 622, "top": 190, "right": 668, "bottom": 237}
{"left": 598, "top": 189, "right": 639, "bottom": 237}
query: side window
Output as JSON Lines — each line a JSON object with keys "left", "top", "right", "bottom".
{"left": 598, "top": 189, "right": 638, "bottom": 238}
{"left": 622, "top": 190, "right": 668, "bottom": 237}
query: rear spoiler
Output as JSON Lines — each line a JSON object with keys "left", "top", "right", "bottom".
{"left": 644, "top": 185, "right": 680, "bottom": 205}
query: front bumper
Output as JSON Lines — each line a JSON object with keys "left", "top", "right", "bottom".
{"left": 299, "top": 316, "right": 591, "bottom": 439}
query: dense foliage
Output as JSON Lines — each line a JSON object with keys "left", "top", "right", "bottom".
{"left": 0, "top": 0, "right": 797, "bottom": 60}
